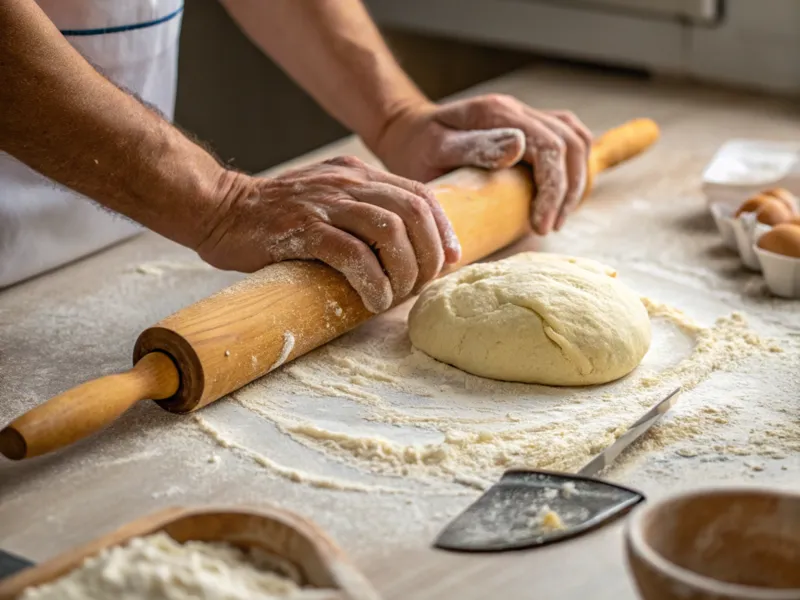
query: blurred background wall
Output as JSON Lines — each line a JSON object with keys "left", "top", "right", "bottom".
{"left": 175, "top": 0, "right": 534, "bottom": 173}
{"left": 176, "top": 0, "right": 800, "bottom": 173}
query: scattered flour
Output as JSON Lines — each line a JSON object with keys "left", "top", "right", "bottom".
{"left": 150, "top": 485, "right": 184, "bottom": 500}
{"left": 637, "top": 302, "right": 783, "bottom": 392}
{"left": 561, "top": 482, "right": 576, "bottom": 498}
{"left": 326, "top": 301, "right": 343, "bottom": 318}
{"left": 134, "top": 264, "right": 166, "bottom": 277}
{"left": 130, "top": 260, "right": 215, "bottom": 277}
{"left": 19, "top": 532, "right": 312, "bottom": 600}
{"left": 191, "top": 415, "right": 410, "bottom": 495}
{"left": 191, "top": 294, "right": 786, "bottom": 493}
{"left": 542, "top": 488, "right": 559, "bottom": 501}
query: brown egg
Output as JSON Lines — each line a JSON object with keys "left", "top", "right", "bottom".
{"left": 762, "top": 187, "right": 799, "bottom": 214}
{"left": 757, "top": 223, "right": 800, "bottom": 258}
{"left": 734, "top": 194, "right": 772, "bottom": 217}
{"left": 755, "top": 198, "right": 793, "bottom": 225}
{"left": 787, "top": 216, "right": 800, "bottom": 227}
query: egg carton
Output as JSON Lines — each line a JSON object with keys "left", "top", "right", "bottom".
{"left": 719, "top": 215, "right": 800, "bottom": 298}
{"left": 704, "top": 142, "right": 800, "bottom": 299}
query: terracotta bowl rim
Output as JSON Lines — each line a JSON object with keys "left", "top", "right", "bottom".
{"left": 626, "top": 486, "right": 800, "bottom": 600}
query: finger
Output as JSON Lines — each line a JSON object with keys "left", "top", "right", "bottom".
{"left": 436, "top": 128, "right": 526, "bottom": 171}
{"left": 523, "top": 123, "right": 568, "bottom": 235}
{"left": 353, "top": 182, "right": 445, "bottom": 292}
{"left": 433, "top": 95, "right": 574, "bottom": 233}
{"left": 361, "top": 167, "right": 462, "bottom": 265}
{"left": 531, "top": 111, "right": 589, "bottom": 231}
{"left": 548, "top": 110, "right": 593, "bottom": 149}
{"left": 327, "top": 203, "right": 418, "bottom": 300}
{"left": 306, "top": 222, "right": 393, "bottom": 313}
{"left": 436, "top": 97, "right": 569, "bottom": 234}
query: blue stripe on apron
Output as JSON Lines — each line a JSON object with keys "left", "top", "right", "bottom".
{"left": 60, "top": 5, "right": 184, "bottom": 37}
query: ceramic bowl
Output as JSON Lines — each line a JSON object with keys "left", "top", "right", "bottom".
{"left": 626, "top": 487, "right": 800, "bottom": 600}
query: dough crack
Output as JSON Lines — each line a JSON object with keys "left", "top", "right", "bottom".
{"left": 514, "top": 302, "right": 594, "bottom": 376}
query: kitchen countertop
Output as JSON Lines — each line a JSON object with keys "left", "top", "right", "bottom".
{"left": 1, "top": 64, "right": 799, "bottom": 599}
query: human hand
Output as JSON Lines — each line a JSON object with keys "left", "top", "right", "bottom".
{"left": 197, "top": 157, "right": 461, "bottom": 313}
{"left": 372, "top": 95, "right": 592, "bottom": 235}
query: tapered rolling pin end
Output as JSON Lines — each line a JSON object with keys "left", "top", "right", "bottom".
{"left": 589, "top": 118, "right": 660, "bottom": 174}
{"left": 0, "top": 427, "right": 26, "bottom": 461}
{"left": 0, "top": 352, "right": 180, "bottom": 460}
{"left": 583, "top": 117, "right": 660, "bottom": 203}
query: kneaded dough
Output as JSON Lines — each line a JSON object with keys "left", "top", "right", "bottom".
{"left": 407, "top": 252, "right": 651, "bottom": 386}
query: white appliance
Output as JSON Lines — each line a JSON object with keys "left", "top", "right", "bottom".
{"left": 364, "top": 0, "right": 800, "bottom": 95}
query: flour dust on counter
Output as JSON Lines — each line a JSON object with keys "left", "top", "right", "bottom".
{"left": 189, "top": 260, "right": 787, "bottom": 493}
{"left": 129, "top": 260, "right": 217, "bottom": 278}
{"left": 191, "top": 412, "right": 412, "bottom": 494}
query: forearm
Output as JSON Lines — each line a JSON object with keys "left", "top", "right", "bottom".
{"left": 0, "top": 0, "right": 231, "bottom": 250}
{"left": 220, "top": 0, "right": 429, "bottom": 151}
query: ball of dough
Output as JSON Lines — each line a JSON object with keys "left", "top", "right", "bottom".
{"left": 407, "top": 253, "right": 651, "bottom": 386}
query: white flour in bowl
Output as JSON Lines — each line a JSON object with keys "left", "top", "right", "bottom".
{"left": 19, "top": 532, "right": 313, "bottom": 600}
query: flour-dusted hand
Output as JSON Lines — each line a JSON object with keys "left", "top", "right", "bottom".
{"left": 197, "top": 156, "right": 461, "bottom": 313}
{"left": 372, "top": 96, "right": 592, "bottom": 235}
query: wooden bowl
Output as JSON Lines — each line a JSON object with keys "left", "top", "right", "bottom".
{"left": 625, "top": 487, "right": 800, "bottom": 600}
{"left": 0, "top": 505, "right": 379, "bottom": 600}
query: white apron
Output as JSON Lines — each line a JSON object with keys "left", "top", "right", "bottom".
{"left": 0, "top": 0, "right": 183, "bottom": 288}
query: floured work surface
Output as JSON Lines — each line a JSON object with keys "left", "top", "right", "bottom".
{"left": 1, "top": 65, "right": 800, "bottom": 600}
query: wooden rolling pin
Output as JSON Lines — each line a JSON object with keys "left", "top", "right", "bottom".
{"left": 0, "top": 118, "right": 659, "bottom": 460}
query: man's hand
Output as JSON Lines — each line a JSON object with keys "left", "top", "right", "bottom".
{"left": 198, "top": 157, "right": 461, "bottom": 313}
{"left": 372, "top": 95, "right": 593, "bottom": 235}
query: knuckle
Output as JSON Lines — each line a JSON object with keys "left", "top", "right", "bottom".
{"left": 340, "top": 236, "right": 370, "bottom": 261}
{"left": 409, "top": 180, "right": 433, "bottom": 199}
{"left": 341, "top": 155, "right": 364, "bottom": 168}
{"left": 405, "top": 195, "right": 430, "bottom": 220}
{"left": 324, "top": 155, "right": 363, "bottom": 168}
{"left": 539, "top": 134, "right": 566, "bottom": 156}
{"left": 484, "top": 93, "right": 517, "bottom": 111}
{"left": 311, "top": 170, "right": 357, "bottom": 190}
{"left": 303, "top": 221, "right": 329, "bottom": 250}
{"left": 382, "top": 212, "right": 405, "bottom": 235}
{"left": 557, "top": 110, "right": 577, "bottom": 121}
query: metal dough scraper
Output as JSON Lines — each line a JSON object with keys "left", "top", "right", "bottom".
{"left": 434, "top": 387, "right": 681, "bottom": 552}
{"left": 0, "top": 548, "right": 31, "bottom": 581}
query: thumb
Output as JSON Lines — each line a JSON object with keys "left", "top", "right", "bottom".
{"left": 436, "top": 128, "right": 526, "bottom": 171}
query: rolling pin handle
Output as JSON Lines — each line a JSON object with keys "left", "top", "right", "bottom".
{"left": 582, "top": 117, "right": 660, "bottom": 203}
{"left": 0, "top": 352, "right": 180, "bottom": 460}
